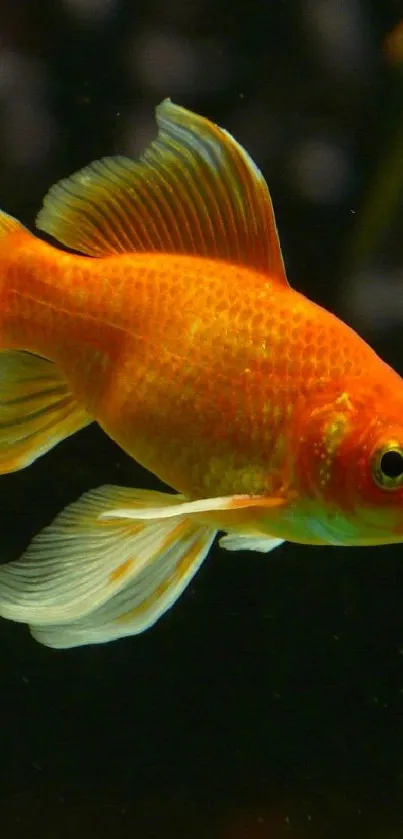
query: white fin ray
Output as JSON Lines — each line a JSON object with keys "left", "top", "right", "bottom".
{"left": 30, "top": 525, "right": 215, "bottom": 648}
{"left": 0, "top": 486, "right": 217, "bottom": 642}
{"left": 100, "top": 493, "right": 270, "bottom": 521}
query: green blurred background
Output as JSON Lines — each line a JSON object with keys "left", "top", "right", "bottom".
{"left": 1, "top": 0, "right": 403, "bottom": 837}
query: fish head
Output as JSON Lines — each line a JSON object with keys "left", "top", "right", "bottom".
{"left": 294, "top": 378, "right": 403, "bottom": 546}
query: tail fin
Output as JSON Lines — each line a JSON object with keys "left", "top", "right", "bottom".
{"left": 0, "top": 350, "right": 91, "bottom": 472}
{"left": 0, "top": 212, "right": 92, "bottom": 471}
{"left": 0, "top": 210, "right": 26, "bottom": 238}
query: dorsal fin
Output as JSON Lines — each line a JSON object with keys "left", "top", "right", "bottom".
{"left": 36, "top": 99, "right": 287, "bottom": 281}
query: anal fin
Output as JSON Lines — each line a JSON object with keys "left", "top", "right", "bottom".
{"left": 0, "top": 350, "right": 92, "bottom": 472}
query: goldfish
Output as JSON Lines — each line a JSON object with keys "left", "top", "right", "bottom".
{"left": 0, "top": 99, "right": 401, "bottom": 649}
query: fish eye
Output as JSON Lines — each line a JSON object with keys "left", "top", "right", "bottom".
{"left": 372, "top": 446, "right": 403, "bottom": 489}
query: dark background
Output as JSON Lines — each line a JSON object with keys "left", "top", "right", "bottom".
{"left": 0, "top": 1, "right": 403, "bottom": 837}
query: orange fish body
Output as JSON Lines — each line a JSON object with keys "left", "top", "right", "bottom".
{"left": 1, "top": 230, "right": 401, "bottom": 541}
{"left": 0, "top": 100, "right": 402, "bottom": 649}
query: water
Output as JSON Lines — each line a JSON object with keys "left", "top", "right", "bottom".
{"left": 1, "top": 1, "right": 403, "bottom": 836}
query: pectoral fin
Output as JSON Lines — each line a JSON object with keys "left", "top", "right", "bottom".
{"left": 30, "top": 524, "right": 214, "bottom": 648}
{"left": 0, "top": 486, "right": 217, "bottom": 647}
{"left": 0, "top": 350, "right": 91, "bottom": 472}
{"left": 0, "top": 486, "right": 289, "bottom": 648}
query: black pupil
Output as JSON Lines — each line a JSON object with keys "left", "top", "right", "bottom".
{"left": 380, "top": 450, "right": 403, "bottom": 479}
